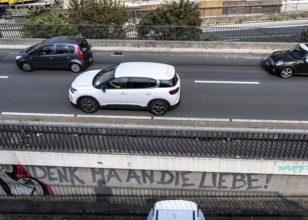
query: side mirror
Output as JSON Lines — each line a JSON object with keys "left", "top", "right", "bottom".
{"left": 102, "top": 85, "right": 106, "bottom": 92}
{"left": 305, "top": 58, "right": 308, "bottom": 63}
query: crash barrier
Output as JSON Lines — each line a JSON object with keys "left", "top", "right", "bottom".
{"left": 0, "top": 23, "right": 307, "bottom": 42}
{"left": 1, "top": 122, "right": 308, "bottom": 160}
{"left": 1, "top": 122, "right": 308, "bottom": 197}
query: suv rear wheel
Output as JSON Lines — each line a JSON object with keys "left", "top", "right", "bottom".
{"left": 149, "top": 100, "right": 168, "bottom": 115}
{"left": 70, "top": 63, "right": 82, "bottom": 73}
{"left": 79, "top": 98, "right": 98, "bottom": 113}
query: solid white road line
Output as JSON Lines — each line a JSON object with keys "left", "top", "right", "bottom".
{"left": 154, "top": 117, "right": 230, "bottom": 122}
{"left": 2, "top": 112, "right": 308, "bottom": 125}
{"left": 1, "top": 112, "right": 75, "bottom": 117}
{"left": 0, "top": 76, "right": 9, "bottom": 79}
{"left": 195, "top": 80, "right": 260, "bottom": 85}
{"left": 233, "top": 119, "right": 308, "bottom": 124}
{"left": 76, "top": 115, "right": 152, "bottom": 120}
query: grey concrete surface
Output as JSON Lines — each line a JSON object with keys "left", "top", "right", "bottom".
{"left": 0, "top": 38, "right": 296, "bottom": 55}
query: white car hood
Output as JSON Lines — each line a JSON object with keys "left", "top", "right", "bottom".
{"left": 71, "top": 69, "right": 101, "bottom": 89}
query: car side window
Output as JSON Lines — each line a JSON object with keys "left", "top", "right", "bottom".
{"left": 56, "top": 45, "right": 70, "bottom": 54}
{"left": 129, "top": 78, "right": 157, "bottom": 89}
{"left": 39, "top": 45, "right": 55, "bottom": 55}
{"left": 105, "top": 78, "right": 128, "bottom": 89}
{"left": 69, "top": 46, "right": 75, "bottom": 53}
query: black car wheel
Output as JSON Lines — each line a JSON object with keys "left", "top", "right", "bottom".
{"left": 79, "top": 98, "right": 98, "bottom": 113}
{"left": 280, "top": 67, "right": 294, "bottom": 79}
{"left": 149, "top": 100, "right": 168, "bottom": 116}
{"left": 21, "top": 62, "right": 33, "bottom": 72}
{"left": 70, "top": 63, "right": 82, "bottom": 73}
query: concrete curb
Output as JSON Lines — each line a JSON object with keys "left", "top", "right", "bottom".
{"left": 0, "top": 38, "right": 297, "bottom": 55}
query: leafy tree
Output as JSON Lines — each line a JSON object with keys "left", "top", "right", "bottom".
{"left": 68, "top": 0, "right": 130, "bottom": 39}
{"left": 137, "top": 0, "right": 202, "bottom": 41}
{"left": 23, "top": 9, "right": 78, "bottom": 38}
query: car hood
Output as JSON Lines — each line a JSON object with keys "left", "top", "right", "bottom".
{"left": 71, "top": 69, "right": 101, "bottom": 89}
{"left": 270, "top": 50, "right": 293, "bottom": 62}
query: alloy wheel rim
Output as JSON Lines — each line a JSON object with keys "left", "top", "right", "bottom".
{"left": 282, "top": 68, "right": 292, "bottom": 78}
{"left": 152, "top": 102, "right": 166, "bottom": 115}
{"left": 71, "top": 64, "right": 81, "bottom": 73}
{"left": 81, "top": 100, "right": 95, "bottom": 112}
{"left": 23, "top": 63, "right": 32, "bottom": 71}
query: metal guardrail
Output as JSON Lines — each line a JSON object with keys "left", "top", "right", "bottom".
{"left": 1, "top": 123, "right": 308, "bottom": 159}
{"left": 0, "top": 23, "right": 307, "bottom": 42}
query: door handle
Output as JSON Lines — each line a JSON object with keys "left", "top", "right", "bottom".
{"left": 120, "top": 92, "right": 126, "bottom": 95}
{"left": 49, "top": 57, "right": 54, "bottom": 60}
{"left": 146, "top": 92, "right": 152, "bottom": 95}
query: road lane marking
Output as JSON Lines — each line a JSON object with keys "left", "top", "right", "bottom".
{"left": 1, "top": 112, "right": 75, "bottom": 117}
{"left": 195, "top": 80, "right": 260, "bottom": 85}
{"left": 2, "top": 112, "right": 308, "bottom": 125}
{"left": 154, "top": 117, "right": 230, "bottom": 122}
{"left": 232, "top": 119, "right": 308, "bottom": 124}
{"left": 0, "top": 76, "right": 8, "bottom": 79}
{"left": 76, "top": 115, "right": 152, "bottom": 120}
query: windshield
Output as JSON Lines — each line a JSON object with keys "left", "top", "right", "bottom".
{"left": 157, "top": 210, "right": 194, "bottom": 220}
{"left": 25, "top": 39, "right": 47, "bottom": 53}
{"left": 289, "top": 45, "right": 308, "bottom": 60}
{"left": 93, "top": 65, "right": 118, "bottom": 88}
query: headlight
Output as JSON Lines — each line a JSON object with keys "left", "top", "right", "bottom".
{"left": 275, "top": 61, "right": 283, "bottom": 66}
{"left": 70, "top": 87, "right": 77, "bottom": 93}
{"left": 16, "top": 55, "right": 22, "bottom": 60}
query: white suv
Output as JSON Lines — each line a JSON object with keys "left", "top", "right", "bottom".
{"left": 147, "top": 200, "right": 206, "bottom": 220}
{"left": 69, "top": 62, "right": 181, "bottom": 115}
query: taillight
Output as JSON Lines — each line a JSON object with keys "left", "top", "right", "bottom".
{"left": 77, "top": 46, "right": 84, "bottom": 60}
{"left": 169, "top": 87, "right": 179, "bottom": 95}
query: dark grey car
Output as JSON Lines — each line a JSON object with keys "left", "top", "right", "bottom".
{"left": 16, "top": 36, "right": 93, "bottom": 73}
{"left": 266, "top": 43, "right": 308, "bottom": 79}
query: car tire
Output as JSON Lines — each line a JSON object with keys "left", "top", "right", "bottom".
{"left": 79, "top": 98, "right": 98, "bottom": 113}
{"left": 280, "top": 67, "right": 294, "bottom": 79}
{"left": 149, "top": 100, "right": 168, "bottom": 116}
{"left": 70, "top": 63, "right": 82, "bottom": 73}
{"left": 21, "top": 62, "right": 33, "bottom": 72}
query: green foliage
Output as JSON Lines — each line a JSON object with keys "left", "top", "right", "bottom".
{"left": 267, "top": 15, "right": 283, "bottom": 22}
{"left": 300, "top": 30, "right": 308, "bottom": 42}
{"left": 23, "top": 9, "right": 78, "bottom": 38}
{"left": 68, "top": 0, "right": 129, "bottom": 39}
{"left": 202, "top": 35, "right": 220, "bottom": 41}
{"left": 25, "top": 8, "right": 69, "bottom": 25}
{"left": 137, "top": 0, "right": 202, "bottom": 41}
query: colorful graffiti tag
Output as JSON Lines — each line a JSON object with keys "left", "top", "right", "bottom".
{"left": 0, "top": 165, "right": 54, "bottom": 196}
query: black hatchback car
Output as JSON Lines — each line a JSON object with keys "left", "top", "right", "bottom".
{"left": 266, "top": 43, "right": 308, "bottom": 78}
{"left": 16, "top": 36, "right": 93, "bottom": 73}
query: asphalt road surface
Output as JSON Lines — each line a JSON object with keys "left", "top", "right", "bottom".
{"left": 1, "top": 49, "right": 308, "bottom": 122}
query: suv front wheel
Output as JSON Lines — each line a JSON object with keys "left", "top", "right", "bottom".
{"left": 79, "top": 98, "right": 98, "bottom": 113}
{"left": 149, "top": 100, "right": 169, "bottom": 116}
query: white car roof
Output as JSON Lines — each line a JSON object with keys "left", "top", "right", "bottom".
{"left": 114, "top": 62, "right": 175, "bottom": 80}
{"left": 300, "top": 43, "right": 308, "bottom": 51}
{"left": 154, "top": 200, "right": 198, "bottom": 211}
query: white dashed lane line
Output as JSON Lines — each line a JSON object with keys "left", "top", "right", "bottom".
{"left": 195, "top": 80, "right": 260, "bottom": 85}
{"left": 0, "top": 76, "right": 9, "bottom": 79}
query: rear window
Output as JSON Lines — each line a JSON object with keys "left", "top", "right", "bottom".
{"left": 79, "top": 40, "right": 91, "bottom": 53}
{"left": 157, "top": 210, "right": 195, "bottom": 220}
{"left": 159, "top": 74, "right": 178, "bottom": 87}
